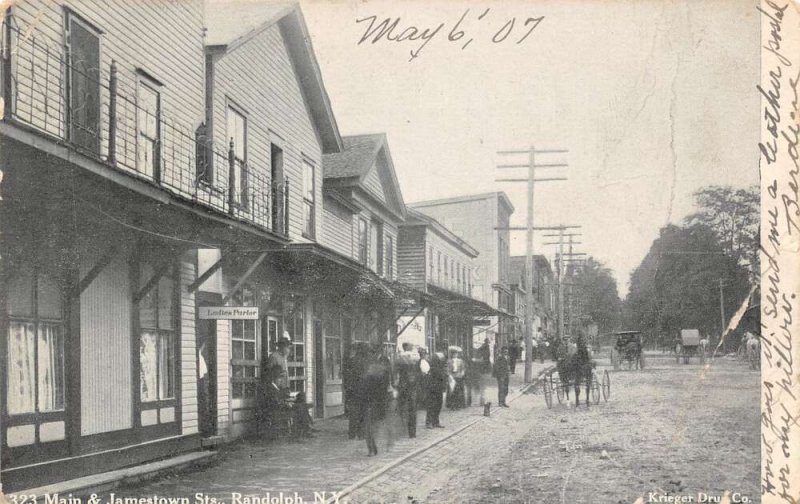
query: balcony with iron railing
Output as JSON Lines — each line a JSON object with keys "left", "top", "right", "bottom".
{"left": 0, "top": 18, "right": 290, "bottom": 238}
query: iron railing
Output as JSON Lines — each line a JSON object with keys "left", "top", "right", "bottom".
{"left": 1, "top": 17, "right": 290, "bottom": 237}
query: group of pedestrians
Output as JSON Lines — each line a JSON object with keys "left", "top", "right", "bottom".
{"left": 342, "top": 338, "right": 516, "bottom": 456}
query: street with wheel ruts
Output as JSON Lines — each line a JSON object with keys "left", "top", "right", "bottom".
{"left": 348, "top": 353, "right": 760, "bottom": 504}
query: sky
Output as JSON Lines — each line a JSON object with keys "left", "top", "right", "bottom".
{"left": 295, "top": 0, "right": 759, "bottom": 296}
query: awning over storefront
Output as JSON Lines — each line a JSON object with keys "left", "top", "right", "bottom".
{"left": 266, "top": 243, "right": 397, "bottom": 309}
{"left": 424, "top": 284, "right": 517, "bottom": 319}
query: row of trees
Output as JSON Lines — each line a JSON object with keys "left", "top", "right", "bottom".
{"left": 623, "top": 186, "right": 758, "bottom": 348}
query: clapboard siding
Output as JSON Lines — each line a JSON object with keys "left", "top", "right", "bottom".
{"left": 363, "top": 163, "right": 387, "bottom": 205}
{"left": 10, "top": 0, "right": 205, "bottom": 146}
{"left": 211, "top": 22, "right": 323, "bottom": 243}
{"left": 79, "top": 245, "right": 132, "bottom": 436}
{"left": 426, "top": 229, "right": 474, "bottom": 297}
{"left": 180, "top": 253, "right": 198, "bottom": 435}
{"left": 397, "top": 226, "right": 427, "bottom": 291}
{"left": 322, "top": 195, "right": 354, "bottom": 257}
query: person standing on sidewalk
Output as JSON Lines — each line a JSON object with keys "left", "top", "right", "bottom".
{"left": 343, "top": 342, "right": 368, "bottom": 440}
{"left": 363, "top": 345, "right": 392, "bottom": 456}
{"left": 425, "top": 348, "right": 448, "bottom": 428}
{"left": 493, "top": 346, "right": 511, "bottom": 408}
{"left": 446, "top": 347, "right": 466, "bottom": 410}
{"left": 396, "top": 342, "right": 421, "bottom": 438}
{"left": 508, "top": 338, "right": 520, "bottom": 374}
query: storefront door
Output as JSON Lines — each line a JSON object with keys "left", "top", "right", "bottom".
{"left": 196, "top": 292, "right": 219, "bottom": 438}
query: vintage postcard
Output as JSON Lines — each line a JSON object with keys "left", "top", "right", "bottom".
{"left": 0, "top": 0, "right": 795, "bottom": 503}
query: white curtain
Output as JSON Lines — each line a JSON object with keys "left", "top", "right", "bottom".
{"left": 140, "top": 331, "right": 158, "bottom": 402}
{"left": 7, "top": 321, "right": 36, "bottom": 414}
{"left": 37, "top": 323, "right": 65, "bottom": 411}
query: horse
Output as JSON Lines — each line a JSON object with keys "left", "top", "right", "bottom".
{"left": 555, "top": 334, "right": 594, "bottom": 407}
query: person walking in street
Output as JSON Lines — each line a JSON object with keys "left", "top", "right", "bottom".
{"left": 493, "top": 346, "right": 511, "bottom": 408}
{"left": 396, "top": 342, "right": 421, "bottom": 438}
{"left": 446, "top": 347, "right": 466, "bottom": 410}
{"left": 425, "top": 347, "right": 448, "bottom": 428}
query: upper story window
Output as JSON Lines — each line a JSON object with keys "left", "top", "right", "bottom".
{"left": 226, "top": 106, "right": 247, "bottom": 208}
{"left": 437, "top": 252, "right": 442, "bottom": 284}
{"left": 386, "top": 235, "right": 394, "bottom": 280}
{"left": 137, "top": 79, "right": 161, "bottom": 180}
{"left": 428, "top": 246, "right": 433, "bottom": 281}
{"left": 302, "top": 159, "right": 316, "bottom": 238}
{"left": 358, "top": 218, "right": 369, "bottom": 266}
{"left": 444, "top": 256, "right": 449, "bottom": 285}
{"left": 65, "top": 12, "right": 101, "bottom": 154}
{"left": 374, "top": 221, "right": 384, "bottom": 275}
{"left": 456, "top": 263, "right": 461, "bottom": 292}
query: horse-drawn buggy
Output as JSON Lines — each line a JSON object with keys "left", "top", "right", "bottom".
{"left": 542, "top": 334, "right": 610, "bottom": 409}
{"left": 675, "top": 329, "right": 707, "bottom": 364}
{"left": 610, "top": 330, "right": 644, "bottom": 370}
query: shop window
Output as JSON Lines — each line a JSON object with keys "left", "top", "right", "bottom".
{"left": 285, "top": 298, "right": 306, "bottom": 392}
{"left": 231, "top": 286, "right": 258, "bottom": 399}
{"left": 6, "top": 267, "right": 66, "bottom": 415}
{"left": 139, "top": 262, "right": 176, "bottom": 402}
{"left": 324, "top": 317, "right": 342, "bottom": 381}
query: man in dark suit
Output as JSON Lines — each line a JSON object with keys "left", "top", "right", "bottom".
{"left": 396, "top": 342, "right": 421, "bottom": 438}
{"left": 425, "top": 348, "right": 448, "bottom": 428}
{"left": 493, "top": 346, "right": 511, "bottom": 407}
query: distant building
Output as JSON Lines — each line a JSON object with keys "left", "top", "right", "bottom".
{"left": 409, "top": 192, "right": 515, "bottom": 352}
{"left": 510, "top": 255, "right": 555, "bottom": 343}
{"left": 396, "top": 209, "right": 496, "bottom": 355}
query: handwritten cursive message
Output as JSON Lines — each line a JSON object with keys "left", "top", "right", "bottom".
{"left": 355, "top": 8, "right": 545, "bottom": 62}
{"left": 757, "top": 1, "right": 800, "bottom": 503}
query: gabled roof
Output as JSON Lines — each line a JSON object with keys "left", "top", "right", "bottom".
{"left": 323, "top": 134, "right": 383, "bottom": 179}
{"left": 322, "top": 133, "right": 407, "bottom": 220}
{"left": 205, "top": 1, "right": 342, "bottom": 153}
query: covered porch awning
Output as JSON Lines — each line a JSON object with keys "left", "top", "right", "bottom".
{"left": 424, "top": 284, "right": 517, "bottom": 320}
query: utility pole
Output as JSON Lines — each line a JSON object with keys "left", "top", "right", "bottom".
{"left": 496, "top": 147, "right": 568, "bottom": 383}
{"left": 718, "top": 279, "right": 726, "bottom": 341}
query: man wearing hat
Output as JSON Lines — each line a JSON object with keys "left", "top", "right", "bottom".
{"left": 266, "top": 335, "right": 291, "bottom": 391}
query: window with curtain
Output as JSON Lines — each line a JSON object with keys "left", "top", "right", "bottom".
{"left": 374, "top": 221, "right": 384, "bottom": 276}
{"left": 6, "top": 267, "right": 65, "bottom": 415}
{"left": 139, "top": 262, "right": 176, "bottom": 403}
{"left": 302, "top": 160, "right": 316, "bottom": 238}
{"left": 137, "top": 79, "right": 160, "bottom": 179}
{"left": 231, "top": 286, "right": 258, "bottom": 399}
{"left": 226, "top": 106, "right": 247, "bottom": 208}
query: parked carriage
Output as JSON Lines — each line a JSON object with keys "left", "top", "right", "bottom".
{"left": 675, "top": 329, "right": 706, "bottom": 364}
{"left": 610, "top": 331, "right": 644, "bottom": 370}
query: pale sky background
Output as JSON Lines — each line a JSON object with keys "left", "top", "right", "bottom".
{"left": 297, "top": 0, "right": 759, "bottom": 296}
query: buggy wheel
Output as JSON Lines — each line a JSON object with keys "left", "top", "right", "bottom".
{"left": 554, "top": 376, "right": 565, "bottom": 404}
{"left": 543, "top": 375, "right": 553, "bottom": 409}
{"left": 601, "top": 370, "right": 610, "bottom": 402}
{"left": 590, "top": 373, "right": 600, "bottom": 404}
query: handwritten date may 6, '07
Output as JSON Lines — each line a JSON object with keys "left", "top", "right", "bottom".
{"left": 355, "top": 9, "right": 545, "bottom": 61}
